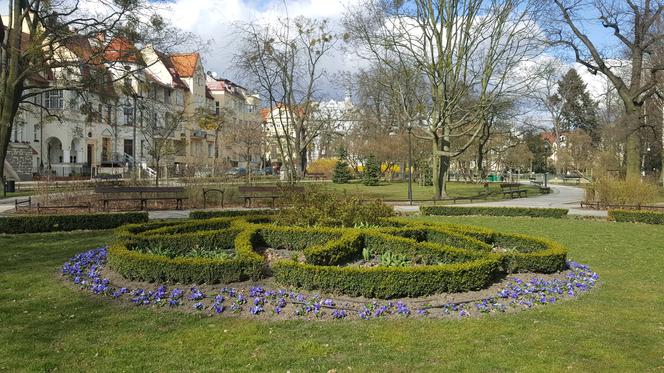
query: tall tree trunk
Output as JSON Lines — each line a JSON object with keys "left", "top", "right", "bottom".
{"left": 625, "top": 109, "right": 641, "bottom": 179}
{"left": 432, "top": 134, "right": 449, "bottom": 199}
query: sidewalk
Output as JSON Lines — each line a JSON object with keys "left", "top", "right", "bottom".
{"left": 394, "top": 185, "right": 607, "bottom": 218}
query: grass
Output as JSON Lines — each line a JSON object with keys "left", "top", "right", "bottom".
{"left": 1, "top": 217, "right": 663, "bottom": 371}
{"left": 0, "top": 190, "right": 33, "bottom": 199}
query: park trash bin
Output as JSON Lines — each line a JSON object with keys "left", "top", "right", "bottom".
{"left": 5, "top": 180, "right": 15, "bottom": 193}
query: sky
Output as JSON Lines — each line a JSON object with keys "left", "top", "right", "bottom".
{"left": 0, "top": 0, "right": 625, "bottom": 102}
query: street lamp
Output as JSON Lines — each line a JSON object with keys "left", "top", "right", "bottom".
{"left": 123, "top": 80, "right": 143, "bottom": 178}
{"left": 407, "top": 120, "right": 413, "bottom": 205}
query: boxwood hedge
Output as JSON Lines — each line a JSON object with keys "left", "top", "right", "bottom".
{"left": 108, "top": 215, "right": 569, "bottom": 297}
{"left": 608, "top": 209, "right": 664, "bottom": 225}
{"left": 0, "top": 212, "right": 148, "bottom": 234}
{"left": 420, "top": 206, "right": 568, "bottom": 218}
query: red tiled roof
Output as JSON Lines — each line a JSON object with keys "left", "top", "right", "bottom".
{"left": 155, "top": 51, "right": 189, "bottom": 90}
{"left": 104, "top": 37, "right": 143, "bottom": 64}
{"left": 169, "top": 53, "right": 199, "bottom": 77}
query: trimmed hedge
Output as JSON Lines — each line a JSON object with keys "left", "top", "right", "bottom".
{"left": 189, "top": 209, "right": 275, "bottom": 219}
{"left": 108, "top": 215, "right": 569, "bottom": 297}
{"left": 608, "top": 209, "right": 664, "bottom": 225}
{"left": 273, "top": 257, "right": 502, "bottom": 298}
{"left": 0, "top": 212, "right": 148, "bottom": 234}
{"left": 420, "top": 206, "right": 569, "bottom": 218}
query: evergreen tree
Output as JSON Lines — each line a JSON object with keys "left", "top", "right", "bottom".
{"left": 362, "top": 154, "right": 381, "bottom": 186}
{"left": 332, "top": 148, "right": 352, "bottom": 184}
{"left": 525, "top": 132, "right": 553, "bottom": 173}
{"left": 556, "top": 69, "right": 599, "bottom": 139}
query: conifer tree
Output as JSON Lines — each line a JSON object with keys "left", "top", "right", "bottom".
{"left": 362, "top": 154, "right": 381, "bottom": 186}
{"left": 332, "top": 148, "right": 351, "bottom": 184}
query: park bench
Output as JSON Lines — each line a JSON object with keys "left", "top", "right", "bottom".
{"left": 238, "top": 185, "right": 305, "bottom": 207}
{"left": 36, "top": 202, "right": 91, "bottom": 213}
{"left": 562, "top": 175, "right": 582, "bottom": 184}
{"left": 305, "top": 172, "right": 326, "bottom": 180}
{"left": 202, "top": 188, "right": 225, "bottom": 209}
{"left": 500, "top": 183, "right": 528, "bottom": 199}
{"left": 95, "top": 186, "right": 187, "bottom": 211}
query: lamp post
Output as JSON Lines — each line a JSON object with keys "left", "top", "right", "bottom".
{"left": 123, "top": 82, "right": 143, "bottom": 179}
{"left": 407, "top": 120, "right": 413, "bottom": 205}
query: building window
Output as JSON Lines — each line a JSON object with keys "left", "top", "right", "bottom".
{"left": 164, "top": 90, "right": 171, "bottom": 104}
{"left": 208, "top": 143, "right": 214, "bottom": 158}
{"left": 215, "top": 101, "right": 220, "bottom": 115}
{"left": 45, "top": 90, "right": 64, "bottom": 110}
{"left": 98, "top": 104, "right": 103, "bottom": 122}
{"left": 34, "top": 124, "right": 39, "bottom": 142}
{"left": 106, "top": 105, "right": 112, "bottom": 125}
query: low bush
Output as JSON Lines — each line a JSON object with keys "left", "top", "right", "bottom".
{"left": 585, "top": 176, "right": 658, "bottom": 206}
{"left": 0, "top": 212, "right": 148, "bottom": 234}
{"left": 108, "top": 215, "right": 569, "bottom": 297}
{"left": 275, "top": 187, "right": 393, "bottom": 227}
{"left": 608, "top": 209, "right": 664, "bottom": 225}
{"left": 420, "top": 206, "right": 568, "bottom": 218}
{"left": 273, "top": 257, "right": 501, "bottom": 298}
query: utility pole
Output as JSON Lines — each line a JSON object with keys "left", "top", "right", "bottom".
{"left": 407, "top": 121, "right": 413, "bottom": 205}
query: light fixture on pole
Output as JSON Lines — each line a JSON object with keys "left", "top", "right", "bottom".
{"left": 407, "top": 120, "right": 413, "bottom": 205}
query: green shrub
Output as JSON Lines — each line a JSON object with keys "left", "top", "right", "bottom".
{"left": 108, "top": 215, "right": 569, "bottom": 297}
{"left": 273, "top": 257, "right": 501, "bottom": 298}
{"left": 420, "top": 206, "right": 568, "bottom": 218}
{"left": 189, "top": 209, "right": 275, "bottom": 219}
{"left": 332, "top": 148, "right": 352, "bottom": 184}
{"left": 362, "top": 154, "right": 381, "bottom": 186}
{"left": 608, "top": 209, "right": 664, "bottom": 225}
{"left": 0, "top": 212, "right": 148, "bottom": 234}
{"left": 275, "top": 187, "right": 393, "bottom": 227}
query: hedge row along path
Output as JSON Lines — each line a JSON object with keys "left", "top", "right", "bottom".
{"left": 61, "top": 216, "right": 599, "bottom": 319}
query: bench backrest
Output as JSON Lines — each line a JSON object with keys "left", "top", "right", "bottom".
{"left": 238, "top": 186, "right": 305, "bottom": 194}
{"left": 499, "top": 183, "right": 521, "bottom": 189}
{"left": 95, "top": 186, "right": 185, "bottom": 194}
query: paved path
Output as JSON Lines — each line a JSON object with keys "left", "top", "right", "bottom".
{"left": 394, "top": 184, "right": 607, "bottom": 217}
{"left": 0, "top": 185, "right": 606, "bottom": 218}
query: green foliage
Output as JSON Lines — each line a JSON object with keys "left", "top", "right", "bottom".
{"left": 608, "top": 209, "right": 664, "bottom": 225}
{"left": 331, "top": 149, "right": 352, "bottom": 184}
{"left": 362, "top": 154, "right": 381, "bottom": 186}
{"left": 0, "top": 212, "right": 148, "bottom": 234}
{"left": 416, "top": 159, "right": 433, "bottom": 186}
{"left": 274, "top": 187, "right": 393, "bottom": 227}
{"left": 273, "top": 257, "right": 501, "bottom": 298}
{"left": 109, "top": 215, "right": 568, "bottom": 297}
{"left": 379, "top": 251, "right": 411, "bottom": 267}
{"left": 555, "top": 68, "right": 599, "bottom": 138}
{"left": 420, "top": 206, "right": 568, "bottom": 218}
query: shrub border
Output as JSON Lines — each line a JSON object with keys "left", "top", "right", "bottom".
{"left": 608, "top": 209, "right": 664, "bottom": 225}
{"left": 108, "top": 216, "right": 568, "bottom": 298}
{"left": 420, "top": 206, "right": 569, "bottom": 218}
{"left": 0, "top": 212, "right": 148, "bottom": 234}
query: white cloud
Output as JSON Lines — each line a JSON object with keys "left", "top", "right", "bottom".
{"left": 155, "top": 0, "right": 360, "bottom": 97}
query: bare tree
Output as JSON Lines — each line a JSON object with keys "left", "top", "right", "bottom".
{"left": 142, "top": 109, "right": 186, "bottom": 186}
{"left": 345, "top": 0, "right": 543, "bottom": 198}
{"left": 233, "top": 16, "right": 338, "bottom": 183}
{"left": 547, "top": 0, "right": 664, "bottom": 178}
{"left": 0, "top": 0, "right": 191, "bottom": 194}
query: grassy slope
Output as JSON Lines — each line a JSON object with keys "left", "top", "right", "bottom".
{"left": 1, "top": 218, "right": 662, "bottom": 372}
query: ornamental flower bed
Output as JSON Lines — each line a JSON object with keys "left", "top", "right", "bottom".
{"left": 62, "top": 247, "right": 599, "bottom": 320}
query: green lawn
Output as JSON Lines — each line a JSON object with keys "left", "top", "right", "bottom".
{"left": 1, "top": 217, "right": 663, "bottom": 371}
{"left": 0, "top": 190, "right": 33, "bottom": 199}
